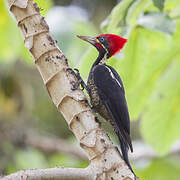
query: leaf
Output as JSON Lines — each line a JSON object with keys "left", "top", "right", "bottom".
{"left": 153, "top": 0, "right": 165, "bottom": 11}
{"left": 141, "top": 58, "right": 180, "bottom": 155}
{"left": 125, "top": 0, "right": 149, "bottom": 27}
{"left": 168, "top": 6, "right": 180, "bottom": 18}
{"left": 137, "top": 12, "right": 176, "bottom": 35}
{"left": 164, "top": 0, "right": 180, "bottom": 12}
{"left": 164, "top": 0, "right": 180, "bottom": 18}
{"left": 137, "top": 159, "right": 180, "bottom": 180}
{"left": 101, "top": 0, "right": 134, "bottom": 33}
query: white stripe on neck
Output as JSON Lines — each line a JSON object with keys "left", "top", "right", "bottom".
{"left": 100, "top": 52, "right": 108, "bottom": 65}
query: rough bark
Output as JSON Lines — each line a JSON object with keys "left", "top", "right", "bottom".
{"left": 3, "top": 0, "right": 136, "bottom": 179}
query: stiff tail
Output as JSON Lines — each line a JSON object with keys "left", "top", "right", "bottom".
{"left": 118, "top": 133, "right": 135, "bottom": 175}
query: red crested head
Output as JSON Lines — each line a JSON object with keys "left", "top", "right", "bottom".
{"left": 97, "top": 34, "right": 127, "bottom": 57}
{"left": 77, "top": 34, "right": 127, "bottom": 58}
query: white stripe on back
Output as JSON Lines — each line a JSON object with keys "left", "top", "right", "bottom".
{"left": 105, "top": 66, "right": 122, "bottom": 88}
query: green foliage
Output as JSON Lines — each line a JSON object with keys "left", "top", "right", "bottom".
{"left": 49, "top": 153, "right": 88, "bottom": 168}
{"left": 101, "top": 0, "right": 134, "bottom": 33}
{"left": 141, "top": 58, "right": 180, "bottom": 155}
{"left": 66, "top": 21, "right": 97, "bottom": 67}
{"left": 80, "top": 0, "right": 180, "bottom": 156}
{"left": 165, "top": 0, "right": 180, "bottom": 18}
{"left": 15, "top": 148, "right": 47, "bottom": 169}
{"left": 101, "top": 0, "right": 149, "bottom": 33}
{"left": 125, "top": 0, "right": 148, "bottom": 27}
{"left": 137, "top": 158, "right": 180, "bottom": 180}
{"left": 1, "top": 0, "right": 180, "bottom": 177}
{"left": 138, "top": 12, "right": 176, "bottom": 34}
{"left": 153, "top": 0, "right": 165, "bottom": 11}
{"left": 79, "top": 48, "right": 98, "bottom": 78}
{"left": 7, "top": 148, "right": 48, "bottom": 174}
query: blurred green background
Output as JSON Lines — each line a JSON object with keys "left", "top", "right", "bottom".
{"left": 0, "top": 0, "right": 180, "bottom": 179}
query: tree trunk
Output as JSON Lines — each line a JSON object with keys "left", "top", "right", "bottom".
{"left": 3, "top": 0, "right": 136, "bottom": 179}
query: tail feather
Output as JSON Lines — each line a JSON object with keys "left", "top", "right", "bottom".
{"left": 118, "top": 133, "right": 135, "bottom": 175}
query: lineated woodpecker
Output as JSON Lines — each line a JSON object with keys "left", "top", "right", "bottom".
{"left": 69, "top": 34, "right": 135, "bottom": 175}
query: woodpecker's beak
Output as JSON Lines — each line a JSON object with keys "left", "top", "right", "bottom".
{"left": 77, "top": 35, "right": 97, "bottom": 46}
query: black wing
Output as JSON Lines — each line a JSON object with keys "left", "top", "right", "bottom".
{"left": 93, "top": 64, "right": 132, "bottom": 148}
{"left": 93, "top": 64, "right": 134, "bottom": 172}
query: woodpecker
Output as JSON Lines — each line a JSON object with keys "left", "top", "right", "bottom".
{"left": 71, "top": 34, "right": 134, "bottom": 175}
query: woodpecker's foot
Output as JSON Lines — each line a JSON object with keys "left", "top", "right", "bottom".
{"left": 66, "top": 68, "right": 81, "bottom": 90}
{"left": 66, "top": 68, "right": 88, "bottom": 91}
{"left": 73, "top": 68, "right": 84, "bottom": 89}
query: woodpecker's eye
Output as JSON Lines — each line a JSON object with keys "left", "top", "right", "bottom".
{"left": 99, "top": 37, "right": 105, "bottom": 43}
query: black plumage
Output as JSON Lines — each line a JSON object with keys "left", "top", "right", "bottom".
{"left": 75, "top": 34, "right": 135, "bottom": 175}
{"left": 90, "top": 64, "right": 133, "bottom": 173}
